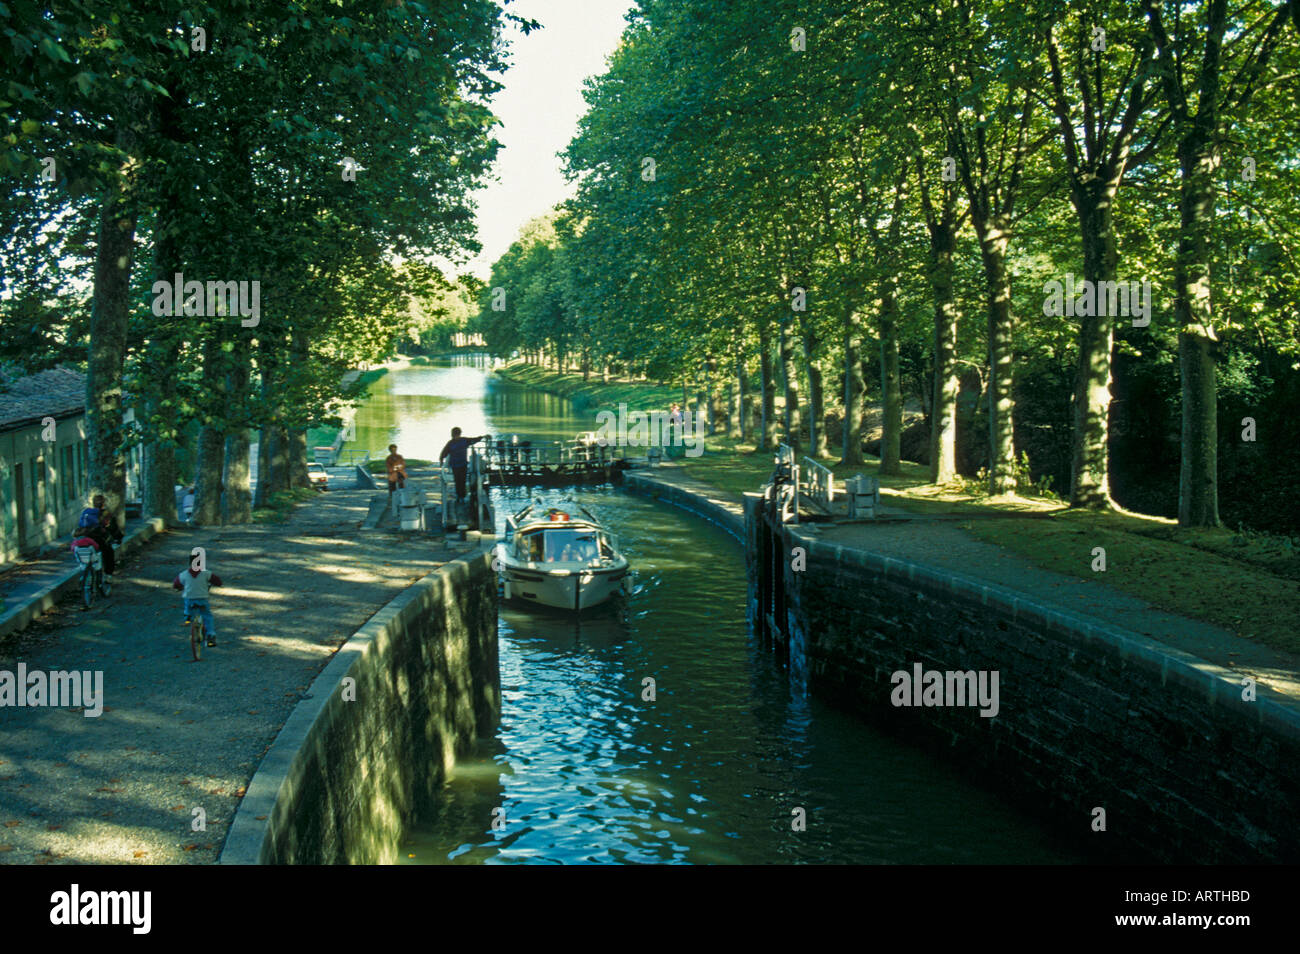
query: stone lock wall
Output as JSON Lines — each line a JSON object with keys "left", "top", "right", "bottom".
{"left": 220, "top": 551, "right": 499, "bottom": 865}
{"left": 748, "top": 497, "right": 1300, "bottom": 864}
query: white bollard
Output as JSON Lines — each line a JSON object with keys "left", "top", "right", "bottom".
{"left": 847, "top": 474, "right": 880, "bottom": 519}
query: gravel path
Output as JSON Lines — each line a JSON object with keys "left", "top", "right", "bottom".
{"left": 0, "top": 486, "right": 453, "bottom": 865}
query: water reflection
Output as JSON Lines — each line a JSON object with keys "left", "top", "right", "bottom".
{"left": 345, "top": 362, "right": 583, "bottom": 460}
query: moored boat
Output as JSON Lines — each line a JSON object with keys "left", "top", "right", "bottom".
{"left": 496, "top": 499, "right": 632, "bottom": 611}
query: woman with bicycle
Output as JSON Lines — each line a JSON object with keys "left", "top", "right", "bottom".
{"left": 77, "top": 494, "right": 123, "bottom": 580}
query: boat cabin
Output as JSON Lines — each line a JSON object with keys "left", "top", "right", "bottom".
{"left": 512, "top": 522, "right": 617, "bottom": 566}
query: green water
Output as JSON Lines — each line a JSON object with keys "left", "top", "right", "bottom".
{"left": 359, "top": 359, "right": 1081, "bottom": 864}
{"left": 344, "top": 357, "right": 583, "bottom": 462}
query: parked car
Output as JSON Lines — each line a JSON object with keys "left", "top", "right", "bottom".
{"left": 308, "top": 463, "right": 329, "bottom": 490}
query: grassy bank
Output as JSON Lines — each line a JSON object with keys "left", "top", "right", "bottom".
{"left": 495, "top": 361, "right": 1300, "bottom": 656}
{"left": 307, "top": 365, "right": 392, "bottom": 450}
{"left": 494, "top": 362, "right": 680, "bottom": 414}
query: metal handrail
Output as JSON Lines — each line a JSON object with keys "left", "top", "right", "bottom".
{"left": 801, "top": 456, "right": 834, "bottom": 508}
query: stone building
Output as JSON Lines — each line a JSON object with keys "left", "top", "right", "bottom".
{"left": 0, "top": 366, "right": 141, "bottom": 566}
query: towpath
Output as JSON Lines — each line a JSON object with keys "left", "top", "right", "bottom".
{"left": 0, "top": 482, "right": 467, "bottom": 864}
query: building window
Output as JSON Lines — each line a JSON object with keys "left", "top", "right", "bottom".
{"left": 62, "top": 446, "right": 75, "bottom": 503}
{"left": 37, "top": 457, "right": 47, "bottom": 515}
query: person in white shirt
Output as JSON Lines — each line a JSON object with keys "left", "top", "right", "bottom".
{"left": 172, "top": 563, "right": 224, "bottom": 647}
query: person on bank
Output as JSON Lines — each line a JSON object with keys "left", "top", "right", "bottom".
{"left": 77, "top": 494, "right": 124, "bottom": 580}
{"left": 385, "top": 444, "right": 407, "bottom": 498}
{"left": 439, "top": 427, "right": 488, "bottom": 501}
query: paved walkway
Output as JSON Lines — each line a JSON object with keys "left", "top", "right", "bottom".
{"left": 635, "top": 465, "right": 1300, "bottom": 700}
{"left": 0, "top": 484, "right": 470, "bottom": 864}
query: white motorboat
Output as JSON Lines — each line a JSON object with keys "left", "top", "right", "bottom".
{"left": 496, "top": 500, "right": 632, "bottom": 611}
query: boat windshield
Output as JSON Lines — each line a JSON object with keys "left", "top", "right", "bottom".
{"left": 518, "top": 528, "right": 610, "bottom": 563}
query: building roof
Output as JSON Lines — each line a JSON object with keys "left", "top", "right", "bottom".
{"left": 0, "top": 366, "right": 86, "bottom": 433}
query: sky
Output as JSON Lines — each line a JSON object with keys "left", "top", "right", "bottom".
{"left": 461, "top": 0, "right": 635, "bottom": 280}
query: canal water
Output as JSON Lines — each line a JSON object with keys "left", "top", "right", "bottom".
{"left": 346, "top": 358, "right": 1079, "bottom": 864}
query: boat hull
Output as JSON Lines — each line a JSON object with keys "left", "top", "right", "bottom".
{"left": 501, "top": 564, "right": 629, "bottom": 611}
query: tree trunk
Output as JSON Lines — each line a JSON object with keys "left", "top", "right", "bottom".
{"left": 194, "top": 426, "right": 225, "bottom": 526}
{"left": 759, "top": 323, "right": 779, "bottom": 451}
{"left": 225, "top": 430, "right": 252, "bottom": 523}
{"left": 976, "top": 217, "right": 1017, "bottom": 494}
{"left": 693, "top": 371, "right": 708, "bottom": 437}
{"left": 255, "top": 428, "right": 273, "bottom": 508}
{"left": 879, "top": 280, "right": 902, "bottom": 476}
{"left": 841, "top": 311, "right": 866, "bottom": 466}
{"left": 1175, "top": 138, "right": 1222, "bottom": 526}
{"left": 194, "top": 344, "right": 225, "bottom": 532}
{"left": 86, "top": 179, "right": 138, "bottom": 528}
{"left": 256, "top": 337, "right": 286, "bottom": 503}
{"left": 1068, "top": 176, "right": 1121, "bottom": 508}
{"left": 289, "top": 429, "right": 310, "bottom": 488}
{"left": 268, "top": 424, "right": 290, "bottom": 495}
{"left": 780, "top": 319, "right": 801, "bottom": 452}
{"left": 925, "top": 201, "right": 960, "bottom": 484}
{"left": 221, "top": 358, "right": 253, "bottom": 522}
{"left": 287, "top": 332, "right": 311, "bottom": 489}
{"left": 802, "top": 329, "right": 827, "bottom": 458}
{"left": 707, "top": 355, "right": 726, "bottom": 436}
{"left": 733, "top": 355, "right": 746, "bottom": 440}
{"left": 141, "top": 198, "right": 183, "bottom": 522}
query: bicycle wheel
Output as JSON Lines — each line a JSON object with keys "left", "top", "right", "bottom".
{"left": 82, "top": 567, "right": 94, "bottom": 609}
{"left": 190, "top": 617, "right": 203, "bottom": 661}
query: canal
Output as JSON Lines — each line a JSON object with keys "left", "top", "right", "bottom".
{"left": 345, "top": 358, "right": 1081, "bottom": 864}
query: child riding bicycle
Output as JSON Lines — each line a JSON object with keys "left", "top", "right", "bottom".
{"left": 172, "top": 560, "right": 224, "bottom": 648}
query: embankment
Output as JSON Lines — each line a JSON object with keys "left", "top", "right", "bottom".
{"left": 220, "top": 551, "right": 498, "bottom": 865}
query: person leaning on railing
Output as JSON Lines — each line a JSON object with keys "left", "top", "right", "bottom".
{"left": 439, "top": 427, "right": 488, "bottom": 502}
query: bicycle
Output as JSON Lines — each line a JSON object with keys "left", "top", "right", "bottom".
{"left": 72, "top": 542, "right": 109, "bottom": 609}
{"left": 189, "top": 612, "right": 203, "bottom": 661}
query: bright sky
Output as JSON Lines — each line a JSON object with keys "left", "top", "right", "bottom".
{"left": 462, "top": 0, "right": 634, "bottom": 280}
